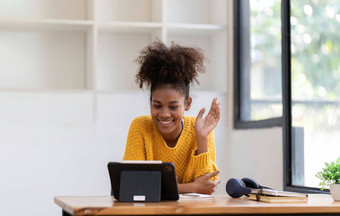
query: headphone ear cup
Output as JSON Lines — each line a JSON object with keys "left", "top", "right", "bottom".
{"left": 226, "top": 178, "right": 251, "bottom": 198}
{"left": 241, "top": 177, "right": 260, "bottom": 189}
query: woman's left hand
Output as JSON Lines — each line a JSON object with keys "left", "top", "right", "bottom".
{"left": 192, "top": 171, "right": 220, "bottom": 194}
{"left": 195, "top": 97, "right": 221, "bottom": 138}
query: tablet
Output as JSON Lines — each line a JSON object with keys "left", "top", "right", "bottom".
{"left": 107, "top": 161, "right": 179, "bottom": 201}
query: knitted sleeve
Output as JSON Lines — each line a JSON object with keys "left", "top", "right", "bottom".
{"left": 122, "top": 117, "right": 146, "bottom": 160}
{"left": 182, "top": 131, "right": 219, "bottom": 183}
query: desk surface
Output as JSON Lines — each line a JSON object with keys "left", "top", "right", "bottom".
{"left": 54, "top": 194, "right": 340, "bottom": 215}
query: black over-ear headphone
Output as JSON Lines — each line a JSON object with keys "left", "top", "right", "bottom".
{"left": 226, "top": 177, "right": 272, "bottom": 198}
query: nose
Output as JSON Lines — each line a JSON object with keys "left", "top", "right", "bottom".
{"left": 160, "top": 108, "right": 171, "bottom": 118}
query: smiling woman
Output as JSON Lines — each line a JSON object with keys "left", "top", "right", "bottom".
{"left": 122, "top": 40, "right": 221, "bottom": 195}
{"left": 150, "top": 87, "right": 190, "bottom": 148}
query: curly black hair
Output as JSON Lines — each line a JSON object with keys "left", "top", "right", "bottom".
{"left": 135, "top": 40, "right": 206, "bottom": 100}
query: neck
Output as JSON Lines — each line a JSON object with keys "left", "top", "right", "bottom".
{"left": 164, "top": 119, "right": 183, "bottom": 148}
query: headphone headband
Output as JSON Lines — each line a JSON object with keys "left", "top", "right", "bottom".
{"left": 226, "top": 177, "right": 271, "bottom": 198}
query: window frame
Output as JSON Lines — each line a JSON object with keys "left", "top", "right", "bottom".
{"left": 233, "top": 0, "right": 283, "bottom": 129}
{"left": 234, "top": 0, "right": 330, "bottom": 193}
{"left": 281, "top": 0, "right": 328, "bottom": 194}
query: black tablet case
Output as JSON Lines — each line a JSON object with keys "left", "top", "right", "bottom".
{"left": 119, "top": 171, "right": 161, "bottom": 202}
{"left": 108, "top": 162, "right": 179, "bottom": 202}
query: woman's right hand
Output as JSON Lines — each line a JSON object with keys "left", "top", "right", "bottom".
{"left": 195, "top": 98, "right": 221, "bottom": 139}
{"left": 192, "top": 171, "right": 220, "bottom": 194}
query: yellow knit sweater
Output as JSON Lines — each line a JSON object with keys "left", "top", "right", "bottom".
{"left": 123, "top": 115, "right": 218, "bottom": 184}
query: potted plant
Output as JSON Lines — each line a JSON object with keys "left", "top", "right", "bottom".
{"left": 316, "top": 157, "right": 340, "bottom": 201}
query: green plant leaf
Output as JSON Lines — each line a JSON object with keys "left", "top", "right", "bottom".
{"left": 316, "top": 158, "right": 340, "bottom": 190}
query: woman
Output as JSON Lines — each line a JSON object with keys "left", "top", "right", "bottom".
{"left": 123, "top": 40, "right": 221, "bottom": 194}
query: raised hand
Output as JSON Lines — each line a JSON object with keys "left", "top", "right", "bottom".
{"left": 195, "top": 97, "right": 221, "bottom": 139}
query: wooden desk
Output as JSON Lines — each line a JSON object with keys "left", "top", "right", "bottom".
{"left": 55, "top": 194, "right": 340, "bottom": 216}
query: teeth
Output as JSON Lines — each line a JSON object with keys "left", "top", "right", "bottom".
{"left": 160, "top": 120, "right": 172, "bottom": 125}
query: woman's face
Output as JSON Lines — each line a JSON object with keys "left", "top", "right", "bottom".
{"left": 150, "top": 86, "right": 191, "bottom": 141}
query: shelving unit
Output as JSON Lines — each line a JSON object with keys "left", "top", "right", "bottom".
{"left": 1, "top": 4, "right": 231, "bottom": 215}
{"left": 0, "top": 0, "right": 229, "bottom": 93}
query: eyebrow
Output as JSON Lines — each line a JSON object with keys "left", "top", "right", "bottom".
{"left": 152, "top": 100, "right": 180, "bottom": 104}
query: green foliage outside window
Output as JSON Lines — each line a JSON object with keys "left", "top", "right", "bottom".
{"left": 250, "top": 0, "right": 340, "bottom": 128}
{"left": 291, "top": 0, "right": 340, "bottom": 100}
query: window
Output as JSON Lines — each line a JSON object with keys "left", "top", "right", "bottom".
{"left": 234, "top": 0, "right": 283, "bottom": 129}
{"left": 285, "top": 0, "right": 340, "bottom": 191}
{"left": 236, "top": 0, "right": 340, "bottom": 192}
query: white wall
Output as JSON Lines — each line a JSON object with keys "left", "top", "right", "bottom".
{"left": 0, "top": 89, "right": 283, "bottom": 216}
{"left": 229, "top": 128, "right": 283, "bottom": 190}
{"left": 0, "top": 90, "right": 230, "bottom": 216}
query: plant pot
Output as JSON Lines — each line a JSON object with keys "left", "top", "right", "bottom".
{"left": 330, "top": 183, "right": 340, "bottom": 201}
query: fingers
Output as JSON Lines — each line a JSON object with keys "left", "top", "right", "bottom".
{"left": 198, "top": 97, "right": 221, "bottom": 119}
{"left": 195, "top": 171, "right": 220, "bottom": 194}
{"left": 209, "top": 97, "right": 221, "bottom": 118}
{"left": 212, "top": 97, "right": 218, "bottom": 104}
{"left": 212, "top": 176, "right": 220, "bottom": 193}
{"left": 213, "top": 177, "right": 221, "bottom": 185}
{"left": 205, "top": 170, "right": 219, "bottom": 179}
{"left": 207, "top": 172, "right": 220, "bottom": 194}
{"left": 211, "top": 97, "right": 219, "bottom": 107}
{"left": 196, "top": 107, "right": 206, "bottom": 119}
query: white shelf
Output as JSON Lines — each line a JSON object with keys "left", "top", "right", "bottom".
{"left": 0, "top": 0, "right": 229, "bottom": 92}
{"left": 0, "top": 0, "right": 89, "bottom": 20}
{"left": 97, "top": 22, "right": 162, "bottom": 33}
{"left": 0, "top": 19, "right": 93, "bottom": 32}
{"left": 167, "top": 23, "right": 225, "bottom": 36}
{"left": 0, "top": 88, "right": 95, "bottom": 94}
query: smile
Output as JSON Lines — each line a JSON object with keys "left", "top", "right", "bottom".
{"left": 159, "top": 120, "right": 173, "bottom": 125}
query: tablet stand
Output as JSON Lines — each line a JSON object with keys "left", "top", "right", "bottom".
{"left": 119, "top": 171, "right": 161, "bottom": 202}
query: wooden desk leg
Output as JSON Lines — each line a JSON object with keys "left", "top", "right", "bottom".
{"left": 62, "top": 210, "right": 72, "bottom": 216}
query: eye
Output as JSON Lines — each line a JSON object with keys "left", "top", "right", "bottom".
{"left": 170, "top": 106, "right": 179, "bottom": 110}
{"left": 153, "top": 104, "right": 161, "bottom": 109}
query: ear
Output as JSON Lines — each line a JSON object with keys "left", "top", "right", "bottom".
{"left": 185, "top": 97, "right": 192, "bottom": 111}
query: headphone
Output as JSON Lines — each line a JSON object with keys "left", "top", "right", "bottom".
{"left": 226, "top": 177, "right": 272, "bottom": 198}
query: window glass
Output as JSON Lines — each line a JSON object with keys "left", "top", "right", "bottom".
{"left": 291, "top": 0, "right": 340, "bottom": 187}
{"left": 239, "top": 0, "right": 282, "bottom": 121}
